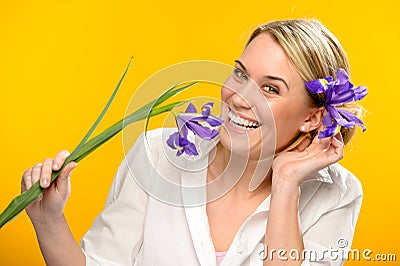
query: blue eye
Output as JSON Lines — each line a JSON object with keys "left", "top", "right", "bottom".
{"left": 262, "top": 85, "right": 279, "bottom": 94}
{"left": 233, "top": 68, "right": 248, "bottom": 81}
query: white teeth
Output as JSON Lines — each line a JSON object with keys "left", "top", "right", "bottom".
{"left": 228, "top": 111, "right": 259, "bottom": 130}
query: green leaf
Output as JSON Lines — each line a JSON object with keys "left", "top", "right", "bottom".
{"left": 66, "top": 57, "right": 133, "bottom": 166}
{"left": 72, "top": 100, "right": 189, "bottom": 163}
{"left": 0, "top": 71, "right": 198, "bottom": 228}
{"left": 144, "top": 81, "right": 198, "bottom": 137}
{"left": 0, "top": 102, "right": 182, "bottom": 228}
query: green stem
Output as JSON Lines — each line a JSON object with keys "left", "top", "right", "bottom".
{"left": 0, "top": 102, "right": 183, "bottom": 228}
{"left": 0, "top": 84, "right": 196, "bottom": 229}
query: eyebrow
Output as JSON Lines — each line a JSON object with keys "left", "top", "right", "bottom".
{"left": 234, "top": 60, "right": 290, "bottom": 90}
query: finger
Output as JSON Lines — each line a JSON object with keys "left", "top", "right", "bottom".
{"left": 56, "top": 161, "right": 77, "bottom": 195}
{"left": 292, "top": 135, "right": 311, "bottom": 152}
{"left": 319, "top": 136, "right": 334, "bottom": 151}
{"left": 309, "top": 123, "right": 334, "bottom": 152}
{"left": 40, "top": 158, "right": 53, "bottom": 188}
{"left": 331, "top": 133, "right": 345, "bottom": 158}
{"left": 52, "top": 150, "right": 70, "bottom": 171}
{"left": 333, "top": 131, "right": 344, "bottom": 146}
{"left": 31, "top": 163, "right": 43, "bottom": 187}
{"left": 21, "top": 168, "right": 33, "bottom": 193}
{"left": 307, "top": 134, "right": 332, "bottom": 154}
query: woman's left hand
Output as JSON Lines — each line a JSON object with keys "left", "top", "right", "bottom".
{"left": 272, "top": 129, "right": 344, "bottom": 187}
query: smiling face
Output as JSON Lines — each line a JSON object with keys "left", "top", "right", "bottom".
{"left": 219, "top": 32, "right": 322, "bottom": 159}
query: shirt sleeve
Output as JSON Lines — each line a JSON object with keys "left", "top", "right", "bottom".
{"left": 301, "top": 166, "right": 363, "bottom": 266}
{"left": 80, "top": 133, "right": 152, "bottom": 266}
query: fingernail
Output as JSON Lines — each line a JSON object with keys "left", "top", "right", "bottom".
{"left": 53, "top": 163, "right": 59, "bottom": 170}
{"left": 41, "top": 179, "right": 48, "bottom": 187}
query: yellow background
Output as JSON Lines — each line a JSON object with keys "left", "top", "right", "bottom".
{"left": 1, "top": 0, "right": 398, "bottom": 265}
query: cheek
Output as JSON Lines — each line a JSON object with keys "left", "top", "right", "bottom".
{"left": 221, "top": 84, "right": 234, "bottom": 102}
{"left": 271, "top": 103, "right": 307, "bottom": 149}
{"left": 220, "top": 85, "right": 231, "bottom": 118}
{"left": 221, "top": 73, "right": 242, "bottom": 102}
{"left": 274, "top": 109, "right": 298, "bottom": 128}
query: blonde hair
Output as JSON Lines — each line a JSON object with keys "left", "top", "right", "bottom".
{"left": 247, "top": 19, "right": 364, "bottom": 146}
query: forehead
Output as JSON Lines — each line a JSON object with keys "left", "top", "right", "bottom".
{"left": 239, "top": 33, "right": 302, "bottom": 86}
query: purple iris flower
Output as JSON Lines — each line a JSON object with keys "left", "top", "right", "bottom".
{"left": 167, "top": 102, "right": 223, "bottom": 156}
{"left": 305, "top": 68, "right": 368, "bottom": 138}
{"left": 166, "top": 125, "right": 198, "bottom": 156}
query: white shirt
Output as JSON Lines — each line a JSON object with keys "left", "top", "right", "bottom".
{"left": 81, "top": 128, "right": 363, "bottom": 266}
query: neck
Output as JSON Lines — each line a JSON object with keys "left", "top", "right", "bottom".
{"left": 207, "top": 142, "right": 272, "bottom": 200}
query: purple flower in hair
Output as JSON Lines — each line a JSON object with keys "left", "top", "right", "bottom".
{"left": 305, "top": 68, "right": 368, "bottom": 138}
{"left": 167, "top": 102, "right": 223, "bottom": 156}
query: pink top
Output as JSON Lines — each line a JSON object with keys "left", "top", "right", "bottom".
{"left": 215, "top": 251, "right": 227, "bottom": 266}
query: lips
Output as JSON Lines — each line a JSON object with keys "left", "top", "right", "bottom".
{"left": 228, "top": 110, "right": 260, "bottom": 131}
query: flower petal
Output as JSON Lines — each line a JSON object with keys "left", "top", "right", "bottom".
{"left": 177, "top": 113, "right": 196, "bottom": 129}
{"left": 329, "top": 90, "right": 355, "bottom": 105}
{"left": 325, "top": 84, "right": 334, "bottom": 104}
{"left": 167, "top": 130, "right": 189, "bottom": 153}
{"left": 322, "top": 110, "right": 334, "bottom": 127}
{"left": 185, "top": 103, "right": 197, "bottom": 113}
{"left": 326, "top": 76, "right": 334, "bottom": 83}
{"left": 178, "top": 135, "right": 189, "bottom": 146}
{"left": 304, "top": 68, "right": 367, "bottom": 138}
{"left": 201, "top": 102, "right": 214, "bottom": 117}
{"left": 319, "top": 122, "right": 338, "bottom": 138}
{"left": 337, "top": 108, "right": 366, "bottom": 131}
{"left": 335, "top": 68, "right": 349, "bottom": 84}
{"left": 191, "top": 115, "right": 224, "bottom": 127}
{"left": 208, "top": 129, "right": 220, "bottom": 139}
{"left": 167, "top": 102, "right": 223, "bottom": 157}
{"left": 166, "top": 132, "right": 179, "bottom": 150}
{"left": 204, "top": 116, "right": 224, "bottom": 127}
{"left": 186, "top": 121, "right": 217, "bottom": 139}
{"left": 326, "top": 106, "right": 354, "bottom": 128}
{"left": 183, "top": 140, "right": 199, "bottom": 156}
{"left": 332, "top": 81, "right": 352, "bottom": 96}
{"left": 354, "top": 85, "right": 368, "bottom": 101}
{"left": 305, "top": 79, "right": 328, "bottom": 93}
{"left": 180, "top": 124, "right": 188, "bottom": 138}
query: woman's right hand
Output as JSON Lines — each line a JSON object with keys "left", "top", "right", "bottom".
{"left": 21, "top": 150, "right": 77, "bottom": 224}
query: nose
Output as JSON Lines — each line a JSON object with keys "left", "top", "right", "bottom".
{"left": 230, "top": 83, "right": 256, "bottom": 110}
{"left": 231, "top": 92, "right": 251, "bottom": 110}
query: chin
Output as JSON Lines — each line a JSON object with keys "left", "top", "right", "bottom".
{"left": 218, "top": 125, "right": 272, "bottom": 161}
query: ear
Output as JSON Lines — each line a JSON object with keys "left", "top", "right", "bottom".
{"left": 302, "top": 107, "right": 325, "bottom": 132}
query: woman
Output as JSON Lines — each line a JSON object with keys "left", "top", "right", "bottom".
{"left": 21, "top": 19, "right": 365, "bottom": 265}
